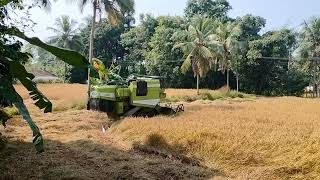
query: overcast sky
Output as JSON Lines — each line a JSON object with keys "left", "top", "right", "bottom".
{"left": 25, "top": 0, "right": 320, "bottom": 40}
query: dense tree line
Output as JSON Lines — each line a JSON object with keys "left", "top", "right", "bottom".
{"left": 31, "top": 0, "right": 319, "bottom": 96}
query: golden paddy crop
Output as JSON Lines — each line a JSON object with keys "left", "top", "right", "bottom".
{"left": 7, "top": 84, "right": 320, "bottom": 179}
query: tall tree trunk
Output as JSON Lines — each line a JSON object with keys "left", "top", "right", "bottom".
{"left": 226, "top": 68, "right": 229, "bottom": 91}
{"left": 236, "top": 73, "right": 239, "bottom": 92}
{"left": 197, "top": 74, "right": 200, "bottom": 95}
{"left": 236, "top": 58, "right": 239, "bottom": 92}
{"left": 64, "top": 63, "right": 67, "bottom": 83}
{"left": 87, "top": 1, "right": 97, "bottom": 109}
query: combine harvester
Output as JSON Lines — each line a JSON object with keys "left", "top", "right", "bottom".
{"left": 87, "top": 58, "right": 184, "bottom": 119}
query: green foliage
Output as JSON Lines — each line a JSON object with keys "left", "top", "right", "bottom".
{"left": 68, "top": 67, "right": 87, "bottom": 83}
{"left": 81, "top": 0, "right": 135, "bottom": 25}
{"left": 299, "top": 17, "right": 320, "bottom": 58}
{"left": 46, "top": 15, "right": 84, "bottom": 82}
{"left": 173, "top": 15, "right": 244, "bottom": 90}
{"left": 297, "top": 17, "right": 320, "bottom": 90}
{"left": 173, "top": 16, "right": 217, "bottom": 77}
{"left": 247, "top": 29, "right": 296, "bottom": 59}
{"left": 235, "top": 14, "right": 266, "bottom": 41}
{"left": 208, "top": 20, "right": 244, "bottom": 87}
{"left": 185, "top": 0, "right": 232, "bottom": 21}
{"left": 240, "top": 29, "right": 303, "bottom": 95}
{"left": 47, "top": 16, "right": 83, "bottom": 51}
{"left": 121, "top": 14, "right": 157, "bottom": 75}
{"left": 7, "top": 28, "right": 89, "bottom": 68}
{"left": 144, "top": 16, "right": 188, "bottom": 87}
{"left": 9, "top": 60, "right": 53, "bottom": 112}
{"left": 68, "top": 0, "right": 311, "bottom": 96}
{"left": 79, "top": 18, "right": 127, "bottom": 73}
{"left": 285, "top": 67, "right": 310, "bottom": 96}
{"left": 25, "top": 47, "right": 63, "bottom": 79}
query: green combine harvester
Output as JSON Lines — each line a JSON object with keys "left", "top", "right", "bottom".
{"left": 87, "top": 58, "right": 184, "bottom": 119}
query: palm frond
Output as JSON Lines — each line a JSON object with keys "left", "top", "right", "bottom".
{"left": 78, "top": 0, "right": 89, "bottom": 12}
{"left": 7, "top": 59, "right": 52, "bottom": 113}
{"left": 207, "top": 34, "right": 222, "bottom": 42}
{"left": 188, "top": 25, "right": 198, "bottom": 40}
{"left": 198, "top": 46, "right": 213, "bottom": 60}
{"left": 181, "top": 50, "right": 194, "bottom": 74}
{"left": 231, "top": 24, "right": 242, "bottom": 37}
{"left": 6, "top": 27, "right": 89, "bottom": 68}
{"left": 172, "top": 42, "right": 187, "bottom": 50}
{"left": 46, "top": 27, "right": 63, "bottom": 34}
{"left": 114, "top": 0, "right": 135, "bottom": 13}
{"left": 3, "top": 85, "right": 44, "bottom": 152}
{"left": 104, "top": 1, "right": 122, "bottom": 26}
{"left": 46, "top": 36, "right": 59, "bottom": 44}
{"left": 35, "top": 0, "right": 52, "bottom": 11}
{"left": 70, "top": 19, "right": 78, "bottom": 29}
{"left": 172, "top": 42, "right": 196, "bottom": 55}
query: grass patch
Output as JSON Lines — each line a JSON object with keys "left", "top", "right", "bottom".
{"left": 165, "top": 90, "right": 253, "bottom": 102}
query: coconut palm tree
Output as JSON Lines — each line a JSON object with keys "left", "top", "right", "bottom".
{"left": 299, "top": 18, "right": 320, "bottom": 97}
{"left": 173, "top": 16, "right": 218, "bottom": 95}
{"left": 209, "top": 21, "right": 243, "bottom": 90}
{"left": 77, "top": 0, "right": 134, "bottom": 101}
{"left": 47, "top": 15, "right": 83, "bottom": 82}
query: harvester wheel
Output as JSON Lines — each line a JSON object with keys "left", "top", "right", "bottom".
{"left": 107, "top": 112, "right": 120, "bottom": 121}
{"left": 87, "top": 100, "right": 90, "bottom": 110}
{"left": 158, "top": 106, "right": 176, "bottom": 115}
{"left": 135, "top": 107, "right": 159, "bottom": 117}
{"left": 88, "top": 98, "right": 100, "bottom": 111}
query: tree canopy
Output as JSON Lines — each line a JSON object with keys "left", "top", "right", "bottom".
{"left": 78, "top": 0, "right": 314, "bottom": 95}
{"left": 185, "top": 0, "right": 232, "bottom": 21}
{"left": 10, "top": 0, "right": 320, "bottom": 100}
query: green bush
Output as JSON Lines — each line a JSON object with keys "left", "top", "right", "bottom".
{"left": 210, "top": 91, "right": 225, "bottom": 100}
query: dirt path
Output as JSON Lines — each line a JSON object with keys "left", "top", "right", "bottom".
{"left": 0, "top": 109, "right": 227, "bottom": 180}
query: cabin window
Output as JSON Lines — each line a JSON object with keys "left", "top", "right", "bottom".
{"left": 136, "top": 80, "right": 148, "bottom": 96}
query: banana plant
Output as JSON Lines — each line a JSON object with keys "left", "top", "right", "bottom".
{"left": 0, "top": 26, "right": 89, "bottom": 152}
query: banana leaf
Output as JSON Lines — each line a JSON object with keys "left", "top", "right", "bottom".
{"left": 7, "top": 59, "right": 52, "bottom": 112}
{"left": 1, "top": 27, "right": 90, "bottom": 152}
{"left": 0, "top": 70, "right": 44, "bottom": 153}
{"left": 4, "top": 27, "right": 90, "bottom": 68}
